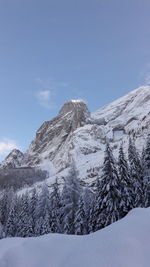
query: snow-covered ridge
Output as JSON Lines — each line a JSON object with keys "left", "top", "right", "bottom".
{"left": 92, "top": 86, "right": 150, "bottom": 128}
{"left": 0, "top": 149, "right": 24, "bottom": 169}
{"left": 0, "top": 207, "right": 149, "bottom": 267}
{"left": 1, "top": 86, "right": 150, "bottom": 187}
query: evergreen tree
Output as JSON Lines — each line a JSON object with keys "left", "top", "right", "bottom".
{"left": 0, "top": 188, "right": 14, "bottom": 226}
{"left": 128, "top": 137, "right": 143, "bottom": 207}
{"left": 34, "top": 217, "right": 43, "bottom": 236}
{"left": 118, "top": 144, "right": 134, "bottom": 216}
{"left": 88, "top": 177, "right": 103, "bottom": 233}
{"left": 63, "top": 211, "right": 74, "bottom": 234}
{"left": 0, "top": 222, "right": 5, "bottom": 239}
{"left": 30, "top": 188, "right": 38, "bottom": 221}
{"left": 88, "top": 202, "right": 94, "bottom": 233}
{"left": 34, "top": 184, "right": 51, "bottom": 236}
{"left": 142, "top": 135, "right": 150, "bottom": 207}
{"left": 98, "top": 143, "right": 121, "bottom": 228}
{"left": 60, "top": 162, "right": 81, "bottom": 234}
{"left": 75, "top": 194, "right": 86, "bottom": 235}
{"left": 50, "top": 179, "right": 61, "bottom": 233}
{"left": 83, "top": 187, "right": 94, "bottom": 234}
{"left": 41, "top": 209, "right": 51, "bottom": 235}
{"left": 35, "top": 183, "right": 51, "bottom": 218}
{"left": 17, "top": 192, "right": 33, "bottom": 237}
{"left": 29, "top": 188, "right": 38, "bottom": 234}
{"left": 5, "top": 204, "right": 16, "bottom": 237}
{"left": 5, "top": 195, "right": 18, "bottom": 237}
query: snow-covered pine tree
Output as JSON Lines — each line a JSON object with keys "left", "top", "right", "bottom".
{"left": 128, "top": 137, "right": 143, "bottom": 207}
{"left": 29, "top": 187, "right": 38, "bottom": 234}
{"left": 144, "top": 134, "right": 150, "bottom": 167}
{"left": 0, "top": 191, "right": 7, "bottom": 227}
{"left": 34, "top": 183, "right": 51, "bottom": 236}
{"left": 98, "top": 143, "right": 121, "bottom": 228}
{"left": 50, "top": 179, "right": 61, "bottom": 233}
{"left": 34, "top": 217, "right": 44, "bottom": 236}
{"left": 0, "top": 188, "right": 14, "bottom": 227}
{"left": 17, "top": 192, "right": 33, "bottom": 237}
{"left": 83, "top": 187, "right": 94, "bottom": 234}
{"left": 35, "top": 183, "right": 51, "bottom": 218}
{"left": 0, "top": 222, "right": 5, "bottom": 239}
{"left": 5, "top": 203, "right": 16, "bottom": 237}
{"left": 88, "top": 177, "right": 103, "bottom": 233}
{"left": 41, "top": 209, "right": 51, "bottom": 235}
{"left": 142, "top": 135, "right": 150, "bottom": 207}
{"left": 5, "top": 194, "right": 18, "bottom": 237}
{"left": 63, "top": 212, "right": 74, "bottom": 234}
{"left": 60, "top": 180, "right": 74, "bottom": 234}
{"left": 118, "top": 144, "right": 134, "bottom": 216}
{"left": 60, "top": 162, "right": 81, "bottom": 234}
{"left": 75, "top": 194, "right": 86, "bottom": 235}
{"left": 88, "top": 202, "right": 95, "bottom": 233}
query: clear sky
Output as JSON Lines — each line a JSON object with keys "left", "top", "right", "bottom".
{"left": 0, "top": 0, "right": 150, "bottom": 161}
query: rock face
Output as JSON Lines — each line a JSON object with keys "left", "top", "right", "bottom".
{"left": 1, "top": 86, "right": 150, "bottom": 187}
{"left": 24, "top": 100, "right": 91, "bottom": 170}
{"left": 58, "top": 100, "right": 90, "bottom": 129}
{"left": 0, "top": 149, "right": 24, "bottom": 169}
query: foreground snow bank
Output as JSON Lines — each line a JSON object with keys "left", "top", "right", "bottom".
{"left": 0, "top": 208, "right": 150, "bottom": 267}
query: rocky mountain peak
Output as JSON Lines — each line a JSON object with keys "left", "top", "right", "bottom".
{"left": 59, "top": 99, "right": 88, "bottom": 114}
{"left": 22, "top": 100, "right": 90, "bottom": 168}
{"left": 0, "top": 149, "right": 24, "bottom": 169}
{"left": 58, "top": 100, "right": 90, "bottom": 125}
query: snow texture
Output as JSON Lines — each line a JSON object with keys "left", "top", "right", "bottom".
{"left": 0, "top": 207, "right": 149, "bottom": 267}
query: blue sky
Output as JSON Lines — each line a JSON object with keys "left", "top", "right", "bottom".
{"left": 0, "top": 0, "right": 150, "bottom": 161}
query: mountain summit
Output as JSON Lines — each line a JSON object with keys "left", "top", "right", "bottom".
{"left": 1, "top": 149, "right": 24, "bottom": 169}
{"left": 23, "top": 99, "right": 90, "bottom": 169}
{"left": 58, "top": 100, "right": 90, "bottom": 130}
{"left": 1, "top": 86, "right": 150, "bottom": 187}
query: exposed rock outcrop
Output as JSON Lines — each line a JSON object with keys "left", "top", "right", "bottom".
{"left": 0, "top": 149, "right": 24, "bottom": 169}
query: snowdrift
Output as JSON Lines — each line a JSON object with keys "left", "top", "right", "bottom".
{"left": 0, "top": 208, "right": 150, "bottom": 267}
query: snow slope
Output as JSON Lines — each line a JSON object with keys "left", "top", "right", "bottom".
{"left": 0, "top": 208, "right": 150, "bottom": 267}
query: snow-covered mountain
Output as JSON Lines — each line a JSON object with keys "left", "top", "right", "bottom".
{"left": 1, "top": 86, "right": 150, "bottom": 187}
{"left": 0, "top": 149, "right": 24, "bottom": 169}
{"left": 0, "top": 207, "right": 149, "bottom": 267}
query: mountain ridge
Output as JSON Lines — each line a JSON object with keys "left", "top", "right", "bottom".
{"left": 1, "top": 86, "right": 150, "bottom": 188}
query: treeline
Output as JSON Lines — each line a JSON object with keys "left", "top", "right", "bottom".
{"left": 0, "top": 167, "right": 48, "bottom": 190}
{"left": 0, "top": 135, "right": 150, "bottom": 238}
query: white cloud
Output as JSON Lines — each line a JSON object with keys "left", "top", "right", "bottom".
{"left": 36, "top": 90, "right": 52, "bottom": 109}
{"left": 0, "top": 139, "right": 18, "bottom": 160}
{"left": 38, "top": 90, "right": 50, "bottom": 101}
{"left": 35, "top": 77, "right": 69, "bottom": 109}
